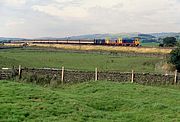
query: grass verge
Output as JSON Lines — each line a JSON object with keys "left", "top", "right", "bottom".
{"left": 0, "top": 80, "right": 180, "bottom": 121}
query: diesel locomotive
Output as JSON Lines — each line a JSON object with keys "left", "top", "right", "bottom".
{"left": 95, "top": 38, "right": 140, "bottom": 46}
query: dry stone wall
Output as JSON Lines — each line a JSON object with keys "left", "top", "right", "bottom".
{"left": 21, "top": 68, "right": 62, "bottom": 85}
{"left": 0, "top": 68, "right": 179, "bottom": 85}
{"left": 0, "top": 69, "right": 17, "bottom": 80}
{"left": 134, "top": 73, "right": 175, "bottom": 85}
{"left": 98, "top": 72, "right": 131, "bottom": 82}
{"left": 64, "top": 70, "right": 94, "bottom": 83}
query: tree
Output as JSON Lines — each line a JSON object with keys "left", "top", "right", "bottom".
{"left": 163, "top": 37, "right": 177, "bottom": 47}
{"left": 169, "top": 47, "right": 180, "bottom": 71}
{"left": 176, "top": 41, "right": 180, "bottom": 47}
{"left": 159, "top": 43, "right": 164, "bottom": 47}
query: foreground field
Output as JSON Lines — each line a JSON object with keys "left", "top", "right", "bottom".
{"left": 0, "top": 48, "right": 161, "bottom": 72}
{"left": 0, "top": 80, "right": 180, "bottom": 121}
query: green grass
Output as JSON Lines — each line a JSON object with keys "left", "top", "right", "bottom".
{"left": 141, "top": 42, "right": 159, "bottom": 47}
{"left": 0, "top": 80, "right": 180, "bottom": 121}
{"left": 0, "top": 48, "right": 161, "bottom": 72}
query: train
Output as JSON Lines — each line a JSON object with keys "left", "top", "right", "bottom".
{"left": 95, "top": 38, "right": 140, "bottom": 46}
{"left": 10, "top": 38, "right": 141, "bottom": 47}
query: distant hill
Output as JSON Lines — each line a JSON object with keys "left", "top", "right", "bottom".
{"left": 65, "top": 33, "right": 157, "bottom": 43}
{"left": 1, "top": 32, "right": 179, "bottom": 43}
{"left": 150, "top": 32, "right": 180, "bottom": 38}
{"left": 138, "top": 34, "right": 157, "bottom": 43}
{"left": 138, "top": 34, "right": 156, "bottom": 39}
{"left": 67, "top": 32, "right": 180, "bottom": 43}
{"left": 66, "top": 33, "right": 140, "bottom": 40}
{"left": 0, "top": 37, "right": 26, "bottom": 42}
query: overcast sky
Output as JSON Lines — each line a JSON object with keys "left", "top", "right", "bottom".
{"left": 0, "top": 0, "right": 180, "bottom": 38}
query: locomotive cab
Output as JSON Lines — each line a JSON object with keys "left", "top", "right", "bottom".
{"left": 118, "top": 38, "right": 123, "bottom": 45}
{"left": 105, "top": 38, "right": 110, "bottom": 45}
{"left": 134, "top": 38, "right": 140, "bottom": 46}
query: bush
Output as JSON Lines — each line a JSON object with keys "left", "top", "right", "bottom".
{"left": 159, "top": 43, "right": 164, "bottom": 47}
{"left": 163, "top": 37, "right": 177, "bottom": 47}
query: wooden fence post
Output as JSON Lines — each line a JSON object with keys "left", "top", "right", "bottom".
{"left": 95, "top": 68, "right": 98, "bottom": 81}
{"left": 131, "top": 70, "right": 134, "bottom": 83}
{"left": 18, "top": 65, "right": 22, "bottom": 79}
{"left": 174, "top": 70, "right": 177, "bottom": 84}
{"left": 61, "top": 66, "right": 64, "bottom": 84}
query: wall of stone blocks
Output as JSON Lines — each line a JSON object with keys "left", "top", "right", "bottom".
{"left": 0, "top": 68, "right": 180, "bottom": 85}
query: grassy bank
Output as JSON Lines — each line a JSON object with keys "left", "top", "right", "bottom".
{"left": 0, "top": 80, "right": 180, "bottom": 121}
{"left": 0, "top": 48, "right": 161, "bottom": 72}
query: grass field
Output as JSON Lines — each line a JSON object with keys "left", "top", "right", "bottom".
{"left": 0, "top": 48, "right": 162, "bottom": 72}
{"left": 0, "top": 80, "right": 180, "bottom": 121}
{"left": 141, "top": 42, "right": 159, "bottom": 47}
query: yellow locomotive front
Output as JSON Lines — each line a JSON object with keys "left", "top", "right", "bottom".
{"left": 134, "top": 38, "right": 140, "bottom": 46}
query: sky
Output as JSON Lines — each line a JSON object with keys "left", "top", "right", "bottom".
{"left": 0, "top": 0, "right": 180, "bottom": 38}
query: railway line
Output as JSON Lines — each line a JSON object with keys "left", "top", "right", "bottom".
{"left": 8, "top": 39, "right": 174, "bottom": 50}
